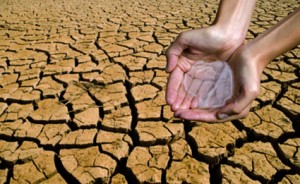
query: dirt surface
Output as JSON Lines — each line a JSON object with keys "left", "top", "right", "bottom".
{"left": 0, "top": 0, "right": 300, "bottom": 183}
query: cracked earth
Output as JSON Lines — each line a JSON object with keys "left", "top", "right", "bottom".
{"left": 0, "top": 0, "right": 299, "bottom": 183}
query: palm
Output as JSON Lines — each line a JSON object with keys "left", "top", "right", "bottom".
{"left": 172, "top": 47, "right": 261, "bottom": 123}
{"left": 166, "top": 27, "right": 243, "bottom": 112}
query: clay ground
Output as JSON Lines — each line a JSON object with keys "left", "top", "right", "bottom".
{"left": 0, "top": 0, "right": 300, "bottom": 183}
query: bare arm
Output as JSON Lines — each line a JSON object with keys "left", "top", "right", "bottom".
{"left": 166, "top": 0, "right": 256, "bottom": 72}
{"left": 166, "top": 0, "right": 256, "bottom": 109}
{"left": 213, "top": 0, "right": 256, "bottom": 46}
{"left": 247, "top": 8, "right": 300, "bottom": 73}
{"left": 176, "top": 7, "right": 300, "bottom": 122}
{"left": 216, "top": 7, "right": 300, "bottom": 121}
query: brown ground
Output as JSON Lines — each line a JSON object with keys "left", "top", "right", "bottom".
{"left": 0, "top": 0, "right": 300, "bottom": 183}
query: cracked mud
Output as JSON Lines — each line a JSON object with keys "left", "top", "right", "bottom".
{"left": 0, "top": 0, "right": 299, "bottom": 183}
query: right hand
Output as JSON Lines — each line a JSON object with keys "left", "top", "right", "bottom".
{"left": 174, "top": 46, "right": 262, "bottom": 122}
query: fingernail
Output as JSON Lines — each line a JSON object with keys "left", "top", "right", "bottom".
{"left": 191, "top": 101, "right": 198, "bottom": 109}
{"left": 174, "top": 111, "right": 180, "bottom": 118}
{"left": 167, "top": 98, "right": 174, "bottom": 105}
{"left": 172, "top": 104, "right": 179, "bottom": 111}
{"left": 218, "top": 113, "right": 228, "bottom": 120}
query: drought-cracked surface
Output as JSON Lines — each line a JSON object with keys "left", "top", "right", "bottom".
{"left": 0, "top": 0, "right": 299, "bottom": 183}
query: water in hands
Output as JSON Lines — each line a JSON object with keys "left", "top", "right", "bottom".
{"left": 183, "top": 60, "right": 233, "bottom": 109}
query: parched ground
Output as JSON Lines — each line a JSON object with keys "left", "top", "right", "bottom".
{"left": 0, "top": 0, "right": 299, "bottom": 183}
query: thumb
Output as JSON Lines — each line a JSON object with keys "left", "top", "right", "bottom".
{"left": 166, "top": 54, "right": 179, "bottom": 72}
{"left": 166, "top": 34, "right": 189, "bottom": 72}
{"left": 217, "top": 89, "right": 259, "bottom": 120}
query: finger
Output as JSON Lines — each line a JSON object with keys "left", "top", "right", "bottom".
{"left": 166, "top": 54, "right": 179, "bottom": 72}
{"left": 166, "top": 34, "right": 188, "bottom": 72}
{"left": 191, "top": 80, "right": 214, "bottom": 108}
{"left": 172, "top": 82, "right": 188, "bottom": 111}
{"left": 191, "top": 98, "right": 199, "bottom": 109}
{"left": 175, "top": 105, "right": 250, "bottom": 123}
{"left": 166, "top": 67, "right": 184, "bottom": 105}
{"left": 216, "top": 105, "right": 251, "bottom": 122}
{"left": 177, "top": 56, "right": 194, "bottom": 73}
{"left": 175, "top": 109, "right": 219, "bottom": 122}
{"left": 181, "top": 76, "right": 201, "bottom": 109}
{"left": 180, "top": 93, "right": 194, "bottom": 109}
{"left": 217, "top": 88, "right": 259, "bottom": 120}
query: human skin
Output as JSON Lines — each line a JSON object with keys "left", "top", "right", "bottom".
{"left": 175, "top": 7, "right": 300, "bottom": 122}
{"left": 183, "top": 60, "right": 233, "bottom": 109}
{"left": 166, "top": 0, "right": 256, "bottom": 111}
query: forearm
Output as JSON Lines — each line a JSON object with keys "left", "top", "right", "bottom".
{"left": 213, "top": 0, "right": 256, "bottom": 42}
{"left": 246, "top": 8, "right": 300, "bottom": 73}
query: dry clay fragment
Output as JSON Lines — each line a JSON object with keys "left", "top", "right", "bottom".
{"left": 183, "top": 60, "right": 233, "bottom": 108}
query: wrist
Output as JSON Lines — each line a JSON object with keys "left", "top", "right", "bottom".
{"left": 208, "top": 24, "right": 245, "bottom": 55}
{"left": 237, "top": 44, "right": 266, "bottom": 75}
{"left": 245, "top": 8, "right": 300, "bottom": 68}
{"left": 212, "top": 23, "right": 245, "bottom": 46}
{"left": 211, "top": 0, "right": 256, "bottom": 49}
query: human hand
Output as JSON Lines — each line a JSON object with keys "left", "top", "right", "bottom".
{"left": 172, "top": 7, "right": 300, "bottom": 123}
{"left": 165, "top": 0, "right": 257, "bottom": 120}
{"left": 173, "top": 47, "right": 261, "bottom": 122}
{"left": 166, "top": 26, "right": 244, "bottom": 111}
{"left": 181, "top": 60, "right": 234, "bottom": 110}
